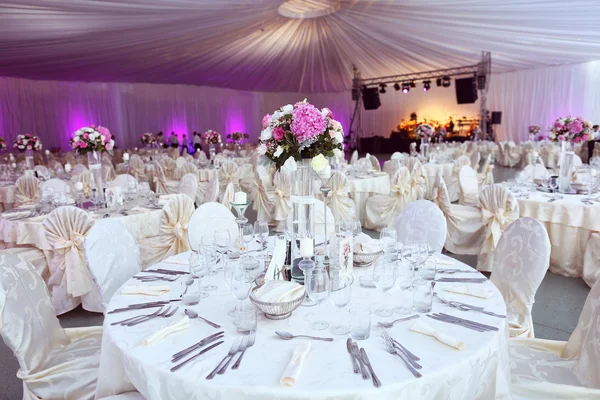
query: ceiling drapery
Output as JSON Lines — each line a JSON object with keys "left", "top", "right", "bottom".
{"left": 1, "top": 0, "right": 600, "bottom": 92}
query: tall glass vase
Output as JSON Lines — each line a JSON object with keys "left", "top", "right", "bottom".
{"left": 87, "top": 151, "right": 105, "bottom": 201}
{"left": 25, "top": 149, "right": 34, "bottom": 170}
{"left": 420, "top": 137, "right": 430, "bottom": 158}
{"left": 558, "top": 141, "right": 574, "bottom": 193}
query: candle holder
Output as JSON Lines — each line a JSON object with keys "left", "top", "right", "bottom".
{"left": 231, "top": 200, "right": 252, "bottom": 250}
{"left": 298, "top": 256, "right": 317, "bottom": 307}
{"left": 315, "top": 171, "right": 334, "bottom": 266}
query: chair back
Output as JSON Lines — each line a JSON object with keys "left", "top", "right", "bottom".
{"left": 84, "top": 219, "right": 141, "bottom": 313}
{"left": 395, "top": 200, "right": 447, "bottom": 254}
{"left": 14, "top": 175, "right": 41, "bottom": 206}
{"left": 203, "top": 175, "right": 220, "bottom": 203}
{"left": 382, "top": 160, "right": 401, "bottom": 176}
{"left": 177, "top": 173, "right": 198, "bottom": 202}
{"left": 490, "top": 217, "right": 550, "bottom": 338}
{"left": 111, "top": 174, "right": 137, "bottom": 190}
{"left": 329, "top": 171, "right": 357, "bottom": 222}
{"left": 218, "top": 161, "right": 239, "bottom": 209}
{"left": 41, "top": 178, "right": 68, "bottom": 193}
{"left": 369, "top": 155, "right": 381, "bottom": 172}
{"left": 273, "top": 171, "right": 292, "bottom": 231}
{"left": 152, "top": 161, "right": 168, "bottom": 194}
{"left": 188, "top": 202, "right": 237, "bottom": 250}
{"left": 33, "top": 165, "right": 51, "bottom": 180}
{"left": 350, "top": 150, "right": 359, "bottom": 165}
{"left": 470, "top": 152, "right": 481, "bottom": 171}
{"left": 459, "top": 165, "right": 479, "bottom": 204}
{"left": 72, "top": 164, "right": 88, "bottom": 175}
{"left": 175, "top": 157, "right": 186, "bottom": 169}
{"left": 431, "top": 175, "right": 452, "bottom": 215}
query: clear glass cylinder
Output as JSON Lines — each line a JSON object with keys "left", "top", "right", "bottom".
{"left": 25, "top": 149, "right": 34, "bottom": 169}
{"left": 420, "top": 138, "right": 429, "bottom": 158}
{"left": 559, "top": 141, "right": 574, "bottom": 193}
{"left": 87, "top": 151, "right": 105, "bottom": 200}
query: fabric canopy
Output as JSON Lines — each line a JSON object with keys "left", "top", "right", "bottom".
{"left": 1, "top": 0, "right": 600, "bottom": 93}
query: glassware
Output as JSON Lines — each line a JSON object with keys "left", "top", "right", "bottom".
{"left": 586, "top": 171, "right": 597, "bottom": 199}
{"left": 235, "top": 299, "right": 257, "bottom": 333}
{"left": 372, "top": 259, "right": 396, "bottom": 317}
{"left": 350, "top": 220, "right": 362, "bottom": 239}
{"left": 230, "top": 262, "right": 253, "bottom": 320}
{"left": 289, "top": 159, "right": 315, "bottom": 286}
{"left": 394, "top": 260, "right": 414, "bottom": 315}
{"left": 87, "top": 151, "right": 105, "bottom": 202}
{"left": 380, "top": 227, "right": 397, "bottom": 254}
{"left": 402, "top": 242, "right": 428, "bottom": 275}
{"left": 242, "top": 258, "right": 261, "bottom": 283}
{"left": 241, "top": 223, "right": 254, "bottom": 259}
{"left": 224, "top": 259, "right": 240, "bottom": 316}
{"left": 201, "top": 235, "right": 219, "bottom": 278}
{"left": 558, "top": 141, "right": 574, "bottom": 193}
{"left": 328, "top": 272, "right": 352, "bottom": 335}
{"left": 90, "top": 188, "right": 101, "bottom": 211}
{"left": 181, "top": 274, "right": 200, "bottom": 306}
{"left": 189, "top": 250, "right": 209, "bottom": 299}
{"left": 214, "top": 229, "right": 231, "bottom": 266}
{"left": 413, "top": 279, "right": 433, "bottom": 313}
{"left": 349, "top": 305, "right": 371, "bottom": 340}
{"left": 306, "top": 268, "right": 330, "bottom": 330}
{"left": 253, "top": 221, "right": 269, "bottom": 260}
{"left": 420, "top": 257, "right": 437, "bottom": 281}
{"left": 548, "top": 175, "right": 559, "bottom": 198}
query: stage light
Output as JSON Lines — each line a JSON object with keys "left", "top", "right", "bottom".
{"left": 401, "top": 82, "right": 410, "bottom": 93}
{"left": 393, "top": 83, "right": 401, "bottom": 91}
{"left": 379, "top": 83, "right": 387, "bottom": 94}
{"left": 436, "top": 78, "right": 442, "bottom": 87}
{"left": 410, "top": 81, "right": 416, "bottom": 88}
{"left": 422, "top": 80, "right": 431, "bottom": 92}
{"left": 442, "top": 76, "right": 451, "bottom": 87}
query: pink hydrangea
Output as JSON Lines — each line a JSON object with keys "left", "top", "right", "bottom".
{"left": 262, "top": 114, "right": 271, "bottom": 129}
{"left": 273, "top": 127, "right": 285, "bottom": 141}
{"left": 567, "top": 119, "right": 583, "bottom": 134}
{"left": 291, "top": 103, "right": 327, "bottom": 141}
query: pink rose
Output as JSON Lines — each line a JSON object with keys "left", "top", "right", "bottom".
{"left": 273, "top": 127, "right": 285, "bottom": 141}
{"left": 262, "top": 114, "right": 271, "bottom": 129}
{"left": 106, "top": 142, "right": 113, "bottom": 150}
{"left": 557, "top": 135, "right": 565, "bottom": 142}
{"left": 329, "top": 130, "right": 336, "bottom": 138}
{"left": 105, "top": 135, "right": 111, "bottom": 143}
{"left": 574, "top": 137, "right": 581, "bottom": 143}
{"left": 83, "top": 133, "right": 89, "bottom": 139}
{"left": 582, "top": 134, "right": 589, "bottom": 141}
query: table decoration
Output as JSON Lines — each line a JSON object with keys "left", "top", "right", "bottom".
{"left": 14, "top": 133, "right": 42, "bottom": 169}
{"left": 140, "top": 132, "right": 157, "bottom": 148}
{"left": 434, "top": 127, "right": 446, "bottom": 143}
{"left": 71, "top": 125, "right": 114, "bottom": 200}
{"left": 528, "top": 125, "right": 541, "bottom": 141}
{"left": 203, "top": 130, "right": 222, "bottom": 160}
{"left": 415, "top": 124, "right": 433, "bottom": 158}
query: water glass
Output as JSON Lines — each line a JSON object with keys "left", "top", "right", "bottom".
{"left": 235, "top": 300, "right": 257, "bottom": 333}
{"left": 242, "top": 258, "right": 261, "bottom": 283}
{"left": 349, "top": 305, "right": 371, "bottom": 340}
{"left": 181, "top": 274, "right": 200, "bottom": 306}
{"left": 420, "top": 257, "right": 437, "bottom": 281}
{"left": 214, "top": 229, "right": 231, "bottom": 264}
{"left": 241, "top": 224, "right": 254, "bottom": 258}
{"left": 328, "top": 272, "right": 352, "bottom": 335}
{"left": 379, "top": 227, "right": 397, "bottom": 253}
{"left": 413, "top": 279, "right": 433, "bottom": 313}
{"left": 394, "top": 260, "right": 414, "bottom": 315}
{"left": 189, "top": 250, "right": 209, "bottom": 299}
{"left": 306, "top": 268, "right": 330, "bottom": 330}
{"left": 231, "top": 263, "right": 253, "bottom": 318}
{"left": 254, "top": 221, "right": 269, "bottom": 259}
{"left": 372, "top": 259, "right": 396, "bottom": 317}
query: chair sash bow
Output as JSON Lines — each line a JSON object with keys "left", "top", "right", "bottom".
{"left": 53, "top": 233, "right": 93, "bottom": 297}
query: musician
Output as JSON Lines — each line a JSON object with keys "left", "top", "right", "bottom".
{"left": 447, "top": 117, "right": 455, "bottom": 134}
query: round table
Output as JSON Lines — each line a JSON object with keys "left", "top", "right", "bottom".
{"left": 345, "top": 173, "right": 390, "bottom": 224}
{"left": 97, "top": 252, "right": 511, "bottom": 400}
{"left": 0, "top": 183, "right": 15, "bottom": 211}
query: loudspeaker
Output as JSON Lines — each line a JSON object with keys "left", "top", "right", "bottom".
{"left": 362, "top": 87, "right": 381, "bottom": 110}
{"left": 455, "top": 77, "right": 478, "bottom": 104}
{"left": 491, "top": 111, "right": 502, "bottom": 125}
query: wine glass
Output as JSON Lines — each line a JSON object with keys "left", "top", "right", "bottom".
{"left": 329, "top": 272, "right": 352, "bottom": 335}
{"left": 307, "top": 268, "right": 330, "bottom": 330}
{"left": 380, "top": 227, "right": 397, "bottom": 254}
{"left": 90, "top": 189, "right": 101, "bottom": 211}
{"left": 214, "top": 229, "right": 231, "bottom": 267}
{"left": 189, "top": 250, "right": 209, "bottom": 299}
{"left": 224, "top": 259, "right": 240, "bottom": 316}
{"left": 253, "top": 221, "right": 269, "bottom": 260}
{"left": 548, "top": 175, "right": 559, "bottom": 198}
{"left": 241, "top": 223, "right": 254, "bottom": 259}
{"left": 585, "top": 171, "right": 597, "bottom": 200}
{"left": 373, "top": 258, "right": 396, "bottom": 317}
{"left": 201, "top": 237, "right": 218, "bottom": 291}
{"left": 230, "top": 263, "right": 253, "bottom": 318}
{"left": 402, "top": 242, "right": 428, "bottom": 275}
{"left": 350, "top": 220, "right": 362, "bottom": 239}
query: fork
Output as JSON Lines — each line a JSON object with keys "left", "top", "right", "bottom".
{"left": 380, "top": 328, "right": 420, "bottom": 364}
{"left": 232, "top": 331, "right": 255, "bottom": 370}
{"left": 206, "top": 337, "right": 242, "bottom": 380}
{"left": 126, "top": 306, "right": 178, "bottom": 326}
{"left": 380, "top": 330, "right": 422, "bottom": 378}
{"left": 218, "top": 334, "right": 248, "bottom": 374}
{"left": 111, "top": 307, "right": 164, "bottom": 326}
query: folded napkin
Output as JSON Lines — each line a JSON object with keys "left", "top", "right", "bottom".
{"left": 265, "top": 237, "right": 286, "bottom": 281}
{"left": 142, "top": 317, "right": 190, "bottom": 346}
{"left": 427, "top": 257, "right": 455, "bottom": 266}
{"left": 444, "top": 284, "right": 493, "bottom": 299}
{"left": 253, "top": 280, "right": 304, "bottom": 303}
{"left": 410, "top": 321, "right": 464, "bottom": 350}
{"left": 353, "top": 233, "right": 382, "bottom": 253}
{"left": 280, "top": 342, "right": 312, "bottom": 386}
{"left": 129, "top": 206, "right": 153, "bottom": 213}
{"left": 121, "top": 285, "right": 171, "bottom": 296}
{"left": 164, "top": 255, "right": 189, "bottom": 265}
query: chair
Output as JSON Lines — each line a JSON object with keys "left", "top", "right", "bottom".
{"left": 187, "top": 204, "right": 238, "bottom": 250}
{"left": 175, "top": 156, "right": 186, "bottom": 169}
{"left": 409, "top": 142, "right": 417, "bottom": 156}
{"left": 14, "top": 175, "right": 40, "bottom": 207}
{"left": 477, "top": 184, "right": 520, "bottom": 272}
{"left": 218, "top": 161, "right": 239, "bottom": 209}
{"left": 390, "top": 152, "right": 405, "bottom": 161}
{"left": 41, "top": 178, "right": 68, "bottom": 193}
{"left": 327, "top": 171, "right": 357, "bottom": 222}
{"left": 202, "top": 175, "right": 220, "bottom": 204}
{"left": 139, "top": 194, "right": 194, "bottom": 268}
{"left": 369, "top": 155, "right": 381, "bottom": 171}
{"left": 72, "top": 164, "right": 88, "bottom": 175}
{"left": 470, "top": 151, "right": 481, "bottom": 171}
{"left": 129, "top": 157, "right": 147, "bottom": 182}
{"left": 0, "top": 252, "right": 104, "bottom": 400}
{"left": 478, "top": 154, "right": 495, "bottom": 187}
{"left": 33, "top": 165, "right": 51, "bottom": 180}
{"left": 152, "top": 161, "right": 177, "bottom": 195}
{"left": 458, "top": 165, "right": 480, "bottom": 206}
{"left": 521, "top": 164, "right": 550, "bottom": 182}
{"left": 509, "top": 278, "right": 600, "bottom": 399}
{"left": 407, "top": 159, "right": 427, "bottom": 200}
{"left": 272, "top": 170, "right": 291, "bottom": 232}
{"left": 102, "top": 160, "right": 117, "bottom": 182}
{"left": 177, "top": 173, "right": 198, "bottom": 203}
{"left": 43, "top": 206, "right": 100, "bottom": 314}
{"left": 350, "top": 150, "right": 359, "bottom": 165}
{"left": 242, "top": 166, "right": 275, "bottom": 223}
{"left": 583, "top": 232, "right": 600, "bottom": 287}
{"left": 490, "top": 217, "right": 550, "bottom": 338}
{"left": 364, "top": 167, "right": 412, "bottom": 231}
{"left": 382, "top": 159, "right": 401, "bottom": 176}
{"left": 84, "top": 219, "right": 141, "bottom": 313}
{"left": 111, "top": 174, "right": 137, "bottom": 190}
{"left": 395, "top": 200, "right": 447, "bottom": 254}
{"left": 314, "top": 198, "right": 335, "bottom": 239}
{"left": 447, "top": 155, "right": 470, "bottom": 202}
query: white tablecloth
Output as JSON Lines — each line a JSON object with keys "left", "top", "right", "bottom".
{"left": 0, "top": 184, "right": 15, "bottom": 211}
{"left": 97, "top": 251, "right": 511, "bottom": 400}
{"left": 346, "top": 173, "right": 390, "bottom": 224}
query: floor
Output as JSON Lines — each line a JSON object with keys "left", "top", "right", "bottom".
{"left": 0, "top": 161, "right": 592, "bottom": 399}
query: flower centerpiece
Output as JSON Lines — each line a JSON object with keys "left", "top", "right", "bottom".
{"left": 70, "top": 125, "right": 114, "bottom": 199}
{"left": 13, "top": 134, "right": 42, "bottom": 152}
{"left": 140, "top": 132, "right": 157, "bottom": 146}
{"left": 203, "top": 130, "right": 222, "bottom": 145}
{"left": 528, "top": 125, "right": 541, "bottom": 141}
{"left": 415, "top": 124, "right": 434, "bottom": 142}
{"left": 549, "top": 115, "right": 592, "bottom": 192}
{"left": 227, "top": 131, "right": 249, "bottom": 144}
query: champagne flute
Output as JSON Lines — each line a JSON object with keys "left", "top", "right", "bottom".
{"left": 201, "top": 236, "right": 218, "bottom": 291}
{"left": 307, "top": 268, "right": 330, "bottom": 330}
{"left": 241, "top": 223, "right": 254, "bottom": 259}
{"left": 329, "top": 272, "right": 352, "bottom": 335}
{"left": 373, "top": 258, "right": 396, "bottom": 317}
{"left": 253, "top": 221, "right": 269, "bottom": 260}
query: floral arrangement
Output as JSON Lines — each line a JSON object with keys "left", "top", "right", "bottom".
{"left": 528, "top": 125, "right": 541, "bottom": 135}
{"left": 140, "top": 132, "right": 157, "bottom": 145}
{"left": 435, "top": 127, "right": 447, "bottom": 140}
{"left": 227, "top": 131, "right": 249, "bottom": 143}
{"left": 258, "top": 99, "right": 344, "bottom": 171}
{"left": 415, "top": 124, "right": 434, "bottom": 141}
{"left": 203, "top": 130, "right": 222, "bottom": 145}
{"left": 549, "top": 115, "right": 592, "bottom": 143}
{"left": 13, "top": 134, "right": 42, "bottom": 152}
{"left": 70, "top": 126, "right": 114, "bottom": 154}
{"left": 0, "top": 137, "right": 6, "bottom": 150}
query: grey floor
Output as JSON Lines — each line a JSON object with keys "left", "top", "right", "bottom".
{"left": 0, "top": 159, "right": 591, "bottom": 399}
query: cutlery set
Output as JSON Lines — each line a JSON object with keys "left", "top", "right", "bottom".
{"left": 111, "top": 305, "right": 179, "bottom": 326}
{"left": 380, "top": 328, "right": 421, "bottom": 378}
{"left": 171, "top": 331, "right": 225, "bottom": 372}
{"left": 206, "top": 331, "right": 257, "bottom": 379}
{"left": 435, "top": 294, "right": 505, "bottom": 318}
{"left": 427, "top": 313, "right": 499, "bottom": 332}
{"left": 436, "top": 268, "right": 479, "bottom": 274}
{"left": 134, "top": 274, "right": 179, "bottom": 282}
{"left": 108, "top": 299, "right": 181, "bottom": 314}
{"left": 346, "top": 338, "right": 381, "bottom": 387}
{"left": 275, "top": 331, "right": 333, "bottom": 341}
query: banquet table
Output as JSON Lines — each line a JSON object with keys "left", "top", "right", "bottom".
{"left": 346, "top": 173, "right": 390, "bottom": 224}
{"left": 505, "top": 183, "right": 600, "bottom": 285}
{"left": 97, "top": 248, "right": 511, "bottom": 400}
{"left": 0, "top": 182, "right": 15, "bottom": 211}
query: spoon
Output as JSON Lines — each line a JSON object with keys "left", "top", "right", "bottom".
{"left": 184, "top": 309, "right": 222, "bottom": 328}
{"left": 377, "top": 314, "right": 420, "bottom": 328}
{"left": 180, "top": 276, "right": 194, "bottom": 297}
{"left": 275, "top": 330, "right": 333, "bottom": 342}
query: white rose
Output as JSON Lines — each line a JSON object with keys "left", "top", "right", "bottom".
{"left": 100, "top": 135, "right": 106, "bottom": 142}
{"left": 260, "top": 127, "right": 273, "bottom": 141}
{"left": 257, "top": 144, "right": 267, "bottom": 155}
{"left": 333, "top": 148, "right": 343, "bottom": 159}
{"left": 272, "top": 110, "right": 283, "bottom": 121}
{"left": 274, "top": 145, "right": 284, "bottom": 158}
{"left": 73, "top": 136, "right": 79, "bottom": 143}
{"left": 311, "top": 154, "right": 329, "bottom": 172}
{"left": 281, "top": 157, "right": 297, "bottom": 174}
{"left": 321, "top": 108, "right": 330, "bottom": 118}
{"left": 282, "top": 104, "right": 293, "bottom": 115}
{"left": 334, "top": 131, "right": 344, "bottom": 144}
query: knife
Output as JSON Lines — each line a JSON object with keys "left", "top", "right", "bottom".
{"left": 346, "top": 338, "right": 359, "bottom": 373}
{"left": 170, "top": 341, "right": 224, "bottom": 372}
{"left": 351, "top": 342, "right": 369, "bottom": 380}
{"left": 172, "top": 331, "right": 225, "bottom": 361}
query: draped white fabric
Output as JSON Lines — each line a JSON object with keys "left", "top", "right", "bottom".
{"left": 395, "top": 200, "right": 447, "bottom": 254}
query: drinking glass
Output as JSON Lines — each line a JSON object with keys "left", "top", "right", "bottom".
{"left": 224, "top": 259, "right": 240, "bottom": 316}
{"left": 328, "top": 272, "right": 352, "bottom": 335}
{"left": 189, "top": 250, "right": 209, "bottom": 299}
{"left": 586, "top": 172, "right": 597, "bottom": 200}
{"left": 230, "top": 263, "right": 253, "bottom": 319}
{"left": 242, "top": 258, "right": 261, "bottom": 283}
{"left": 349, "top": 305, "right": 371, "bottom": 340}
{"left": 394, "top": 260, "right": 414, "bottom": 315}
{"left": 306, "top": 268, "right": 330, "bottom": 330}
{"left": 372, "top": 259, "right": 396, "bottom": 317}
{"left": 254, "top": 221, "right": 269, "bottom": 260}
{"left": 235, "top": 299, "right": 257, "bottom": 333}
{"left": 90, "top": 189, "right": 101, "bottom": 211}
{"left": 181, "top": 274, "right": 200, "bottom": 306}
{"left": 413, "top": 279, "right": 433, "bottom": 313}
{"left": 346, "top": 220, "right": 362, "bottom": 239}
{"left": 214, "top": 229, "right": 231, "bottom": 266}
{"left": 241, "top": 224, "right": 254, "bottom": 259}
{"left": 420, "top": 257, "right": 437, "bottom": 281}
{"left": 202, "top": 235, "right": 219, "bottom": 277}
{"left": 402, "top": 242, "right": 428, "bottom": 275}
{"left": 548, "top": 175, "right": 559, "bottom": 197}
{"left": 379, "top": 227, "right": 397, "bottom": 254}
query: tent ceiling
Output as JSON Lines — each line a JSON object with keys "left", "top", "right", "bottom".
{"left": 1, "top": 0, "right": 599, "bottom": 92}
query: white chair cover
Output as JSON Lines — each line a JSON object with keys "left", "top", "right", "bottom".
{"left": 272, "top": 170, "right": 291, "bottom": 232}
{"left": 41, "top": 178, "right": 68, "bottom": 193}
{"left": 490, "top": 217, "right": 550, "bottom": 338}
{"left": 390, "top": 152, "right": 405, "bottom": 161}
{"left": 369, "top": 155, "right": 381, "bottom": 171}
{"left": 364, "top": 167, "right": 412, "bottom": 231}
{"left": 158, "top": 157, "right": 176, "bottom": 178}
{"left": 478, "top": 154, "right": 495, "bottom": 187}
{"left": 470, "top": 151, "right": 481, "bottom": 171}
{"left": 111, "top": 174, "right": 137, "bottom": 190}
{"left": 327, "top": 171, "right": 357, "bottom": 223}
{"left": 203, "top": 175, "right": 220, "bottom": 204}
{"left": 139, "top": 194, "right": 194, "bottom": 268}
{"left": 408, "top": 159, "right": 428, "bottom": 200}
{"left": 313, "top": 198, "right": 335, "bottom": 239}
{"left": 477, "top": 184, "right": 520, "bottom": 272}
{"left": 14, "top": 175, "right": 40, "bottom": 207}
{"left": 382, "top": 159, "right": 401, "bottom": 176}
{"left": 245, "top": 166, "right": 275, "bottom": 223}
{"left": 522, "top": 164, "right": 550, "bottom": 182}
{"left": 350, "top": 150, "right": 358, "bottom": 165}
{"left": 447, "top": 156, "right": 470, "bottom": 202}
{"left": 196, "top": 150, "right": 207, "bottom": 163}
{"left": 409, "top": 142, "right": 417, "bottom": 156}
{"left": 129, "top": 157, "right": 147, "bottom": 182}
{"left": 395, "top": 200, "right": 447, "bottom": 254}
{"left": 72, "top": 164, "right": 88, "bottom": 175}
{"left": 175, "top": 157, "right": 186, "bottom": 168}
{"left": 458, "top": 165, "right": 480, "bottom": 206}
{"left": 33, "top": 165, "right": 51, "bottom": 180}
{"left": 152, "top": 161, "right": 171, "bottom": 195}
{"left": 71, "top": 170, "right": 93, "bottom": 197}
{"left": 0, "top": 252, "right": 103, "bottom": 400}
{"left": 177, "top": 173, "right": 198, "bottom": 202}
{"left": 218, "top": 161, "right": 239, "bottom": 209}
{"left": 84, "top": 219, "right": 141, "bottom": 313}
{"left": 102, "top": 161, "right": 117, "bottom": 182}
{"left": 583, "top": 232, "right": 600, "bottom": 288}
{"left": 43, "top": 206, "right": 100, "bottom": 314}
{"left": 187, "top": 212, "right": 238, "bottom": 251}
{"left": 174, "top": 161, "right": 198, "bottom": 180}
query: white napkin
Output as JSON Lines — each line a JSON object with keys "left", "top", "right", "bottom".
{"left": 427, "top": 256, "right": 455, "bottom": 265}
{"left": 444, "top": 284, "right": 493, "bottom": 299}
{"left": 164, "top": 255, "right": 189, "bottom": 265}
{"left": 265, "top": 237, "right": 286, "bottom": 281}
{"left": 410, "top": 321, "right": 464, "bottom": 350}
{"left": 353, "top": 233, "right": 382, "bottom": 253}
{"left": 142, "top": 317, "right": 190, "bottom": 346}
{"left": 253, "top": 280, "right": 304, "bottom": 303}
{"left": 280, "top": 342, "right": 312, "bottom": 386}
{"left": 121, "top": 285, "right": 171, "bottom": 296}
